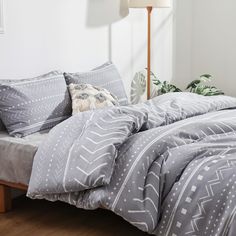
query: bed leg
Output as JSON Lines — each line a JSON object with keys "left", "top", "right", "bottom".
{"left": 0, "top": 185, "right": 12, "bottom": 213}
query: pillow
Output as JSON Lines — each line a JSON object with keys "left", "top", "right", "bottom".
{"left": 68, "top": 83, "right": 119, "bottom": 114}
{"left": 64, "top": 62, "right": 129, "bottom": 106}
{"left": 0, "top": 71, "right": 72, "bottom": 137}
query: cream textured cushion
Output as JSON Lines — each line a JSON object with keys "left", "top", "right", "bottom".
{"left": 68, "top": 83, "right": 119, "bottom": 114}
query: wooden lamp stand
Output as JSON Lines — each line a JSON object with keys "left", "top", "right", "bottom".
{"left": 129, "top": 0, "right": 171, "bottom": 100}
{"left": 147, "top": 6, "right": 153, "bottom": 100}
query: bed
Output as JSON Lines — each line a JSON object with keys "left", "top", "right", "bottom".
{"left": 1, "top": 92, "right": 236, "bottom": 236}
{"left": 1, "top": 67, "right": 236, "bottom": 235}
{"left": 0, "top": 130, "right": 49, "bottom": 185}
{"left": 0, "top": 130, "right": 49, "bottom": 212}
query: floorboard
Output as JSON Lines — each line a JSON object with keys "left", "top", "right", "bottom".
{"left": 0, "top": 196, "right": 148, "bottom": 236}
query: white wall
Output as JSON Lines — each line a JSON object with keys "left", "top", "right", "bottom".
{"left": 172, "top": 0, "right": 193, "bottom": 89}
{"left": 0, "top": 0, "right": 173, "bottom": 99}
{"left": 174, "top": 0, "right": 236, "bottom": 96}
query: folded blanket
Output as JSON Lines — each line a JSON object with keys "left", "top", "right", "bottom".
{"left": 27, "top": 92, "right": 236, "bottom": 236}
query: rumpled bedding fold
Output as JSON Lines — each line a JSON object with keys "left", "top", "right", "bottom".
{"left": 27, "top": 92, "right": 236, "bottom": 235}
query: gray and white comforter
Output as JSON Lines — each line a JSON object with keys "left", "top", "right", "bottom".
{"left": 27, "top": 92, "right": 236, "bottom": 236}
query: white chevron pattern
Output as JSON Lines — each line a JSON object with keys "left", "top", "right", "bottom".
{"left": 27, "top": 92, "right": 236, "bottom": 236}
{"left": 0, "top": 71, "right": 71, "bottom": 137}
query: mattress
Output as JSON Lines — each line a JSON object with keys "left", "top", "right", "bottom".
{"left": 0, "top": 130, "right": 49, "bottom": 186}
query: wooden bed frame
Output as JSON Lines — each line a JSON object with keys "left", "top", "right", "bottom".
{"left": 0, "top": 180, "right": 27, "bottom": 213}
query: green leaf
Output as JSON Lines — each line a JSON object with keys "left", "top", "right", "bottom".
{"left": 200, "top": 74, "right": 212, "bottom": 79}
{"left": 143, "top": 69, "right": 223, "bottom": 98}
{"left": 186, "top": 79, "right": 201, "bottom": 90}
{"left": 199, "top": 74, "right": 213, "bottom": 83}
{"left": 191, "top": 84, "right": 224, "bottom": 96}
{"left": 185, "top": 74, "right": 222, "bottom": 96}
{"left": 159, "top": 81, "right": 182, "bottom": 94}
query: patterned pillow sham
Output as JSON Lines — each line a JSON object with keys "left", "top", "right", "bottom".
{"left": 68, "top": 83, "right": 119, "bottom": 114}
{"left": 0, "top": 71, "right": 72, "bottom": 137}
{"left": 64, "top": 62, "right": 129, "bottom": 106}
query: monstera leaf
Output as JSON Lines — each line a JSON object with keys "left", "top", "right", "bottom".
{"left": 160, "top": 81, "right": 182, "bottom": 94}
{"left": 130, "top": 69, "right": 159, "bottom": 104}
{"left": 186, "top": 74, "right": 224, "bottom": 96}
{"left": 153, "top": 80, "right": 182, "bottom": 95}
{"left": 186, "top": 74, "right": 213, "bottom": 91}
{"left": 190, "top": 85, "right": 224, "bottom": 96}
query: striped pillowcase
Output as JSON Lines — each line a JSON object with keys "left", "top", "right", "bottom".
{"left": 64, "top": 62, "right": 129, "bottom": 106}
{"left": 0, "top": 71, "right": 72, "bottom": 137}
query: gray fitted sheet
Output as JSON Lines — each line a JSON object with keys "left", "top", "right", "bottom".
{"left": 0, "top": 130, "right": 49, "bottom": 186}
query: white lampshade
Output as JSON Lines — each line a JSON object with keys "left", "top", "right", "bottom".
{"left": 129, "top": 0, "right": 171, "bottom": 8}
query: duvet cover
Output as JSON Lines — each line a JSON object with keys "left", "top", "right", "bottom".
{"left": 28, "top": 92, "right": 236, "bottom": 236}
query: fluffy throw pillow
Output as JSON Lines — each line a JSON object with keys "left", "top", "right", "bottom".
{"left": 68, "top": 83, "right": 119, "bottom": 114}
{"left": 64, "top": 62, "right": 129, "bottom": 106}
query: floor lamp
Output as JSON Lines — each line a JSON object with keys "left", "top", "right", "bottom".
{"left": 129, "top": 0, "right": 171, "bottom": 100}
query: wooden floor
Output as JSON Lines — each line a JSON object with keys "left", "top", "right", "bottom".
{"left": 0, "top": 196, "right": 148, "bottom": 236}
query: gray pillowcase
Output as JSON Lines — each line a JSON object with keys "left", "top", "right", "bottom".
{"left": 64, "top": 62, "right": 128, "bottom": 106}
{"left": 0, "top": 71, "right": 72, "bottom": 137}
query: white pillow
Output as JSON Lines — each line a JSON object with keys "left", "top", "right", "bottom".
{"left": 68, "top": 83, "right": 119, "bottom": 114}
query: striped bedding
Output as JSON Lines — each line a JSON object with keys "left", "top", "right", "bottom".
{"left": 27, "top": 92, "right": 236, "bottom": 236}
